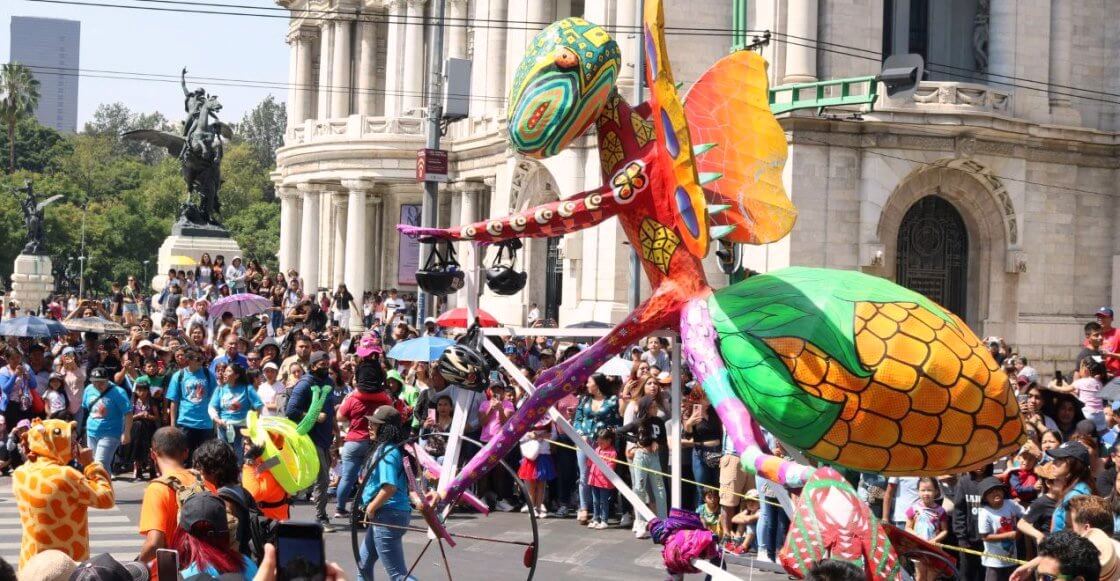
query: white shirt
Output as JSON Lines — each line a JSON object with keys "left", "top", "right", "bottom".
{"left": 527, "top": 307, "right": 540, "bottom": 325}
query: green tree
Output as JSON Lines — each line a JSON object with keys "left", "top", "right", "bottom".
{"left": 0, "top": 117, "right": 71, "bottom": 173}
{"left": 0, "top": 63, "right": 41, "bottom": 173}
{"left": 237, "top": 94, "right": 286, "bottom": 168}
{"left": 224, "top": 200, "right": 280, "bottom": 270}
{"left": 84, "top": 102, "right": 173, "bottom": 163}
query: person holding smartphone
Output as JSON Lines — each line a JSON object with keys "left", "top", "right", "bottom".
{"left": 358, "top": 406, "right": 418, "bottom": 581}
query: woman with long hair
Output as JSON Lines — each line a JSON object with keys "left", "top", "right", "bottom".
{"left": 683, "top": 387, "right": 723, "bottom": 507}
{"left": 176, "top": 493, "right": 258, "bottom": 579}
{"left": 208, "top": 363, "right": 263, "bottom": 463}
{"left": 420, "top": 395, "right": 455, "bottom": 462}
{"left": 1049, "top": 440, "right": 1095, "bottom": 533}
{"left": 197, "top": 253, "right": 213, "bottom": 286}
{"left": 358, "top": 406, "right": 417, "bottom": 581}
{"left": 332, "top": 283, "right": 356, "bottom": 330}
{"left": 123, "top": 276, "right": 142, "bottom": 326}
{"left": 572, "top": 373, "right": 620, "bottom": 524}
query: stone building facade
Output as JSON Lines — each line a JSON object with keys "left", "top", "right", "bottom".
{"left": 274, "top": 0, "right": 1120, "bottom": 372}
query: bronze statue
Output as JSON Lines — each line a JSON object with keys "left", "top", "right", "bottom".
{"left": 10, "top": 180, "right": 63, "bottom": 255}
{"left": 123, "top": 68, "right": 231, "bottom": 230}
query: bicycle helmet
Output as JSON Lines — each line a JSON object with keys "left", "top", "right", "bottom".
{"left": 436, "top": 342, "right": 490, "bottom": 391}
{"left": 485, "top": 240, "right": 527, "bottom": 296}
{"left": 416, "top": 240, "right": 466, "bottom": 297}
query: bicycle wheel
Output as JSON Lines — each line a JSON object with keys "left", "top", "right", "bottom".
{"left": 350, "top": 432, "right": 539, "bottom": 581}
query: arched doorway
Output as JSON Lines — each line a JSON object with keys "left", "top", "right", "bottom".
{"left": 895, "top": 195, "right": 969, "bottom": 317}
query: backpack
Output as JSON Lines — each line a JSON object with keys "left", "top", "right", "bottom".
{"left": 218, "top": 485, "right": 277, "bottom": 563}
{"left": 156, "top": 470, "right": 240, "bottom": 550}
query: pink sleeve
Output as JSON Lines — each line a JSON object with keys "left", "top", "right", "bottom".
{"left": 904, "top": 505, "right": 916, "bottom": 520}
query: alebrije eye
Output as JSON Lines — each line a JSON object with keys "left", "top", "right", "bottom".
{"left": 554, "top": 47, "right": 579, "bottom": 70}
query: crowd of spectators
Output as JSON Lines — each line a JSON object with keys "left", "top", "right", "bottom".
{"left": 8, "top": 260, "right": 1120, "bottom": 580}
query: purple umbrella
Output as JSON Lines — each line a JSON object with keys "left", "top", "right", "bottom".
{"left": 208, "top": 293, "right": 273, "bottom": 321}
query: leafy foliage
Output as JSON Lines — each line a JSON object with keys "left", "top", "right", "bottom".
{"left": 236, "top": 94, "right": 286, "bottom": 168}
{"left": 2, "top": 62, "right": 42, "bottom": 173}
{"left": 0, "top": 96, "right": 283, "bottom": 294}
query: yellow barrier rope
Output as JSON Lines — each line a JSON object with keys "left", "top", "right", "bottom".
{"left": 542, "top": 437, "right": 1029, "bottom": 566}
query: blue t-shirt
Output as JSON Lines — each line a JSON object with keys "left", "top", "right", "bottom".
{"left": 209, "top": 383, "right": 263, "bottom": 423}
{"left": 167, "top": 367, "right": 218, "bottom": 429}
{"left": 82, "top": 384, "right": 132, "bottom": 439}
{"left": 209, "top": 353, "right": 248, "bottom": 375}
{"left": 181, "top": 555, "right": 258, "bottom": 580}
{"left": 1052, "top": 481, "right": 1093, "bottom": 532}
{"left": 360, "top": 445, "right": 411, "bottom": 512}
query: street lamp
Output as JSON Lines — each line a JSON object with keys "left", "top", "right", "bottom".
{"left": 143, "top": 260, "right": 150, "bottom": 287}
{"left": 77, "top": 256, "right": 86, "bottom": 298}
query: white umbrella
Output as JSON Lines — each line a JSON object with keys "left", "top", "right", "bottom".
{"left": 596, "top": 356, "right": 634, "bottom": 377}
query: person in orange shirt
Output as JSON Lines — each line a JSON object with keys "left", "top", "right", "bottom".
{"left": 241, "top": 433, "right": 290, "bottom": 521}
{"left": 136, "top": 427, "right": 216, "bottom": 564}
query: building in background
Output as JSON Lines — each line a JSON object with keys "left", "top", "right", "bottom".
{"left": 9, "top": 16, "right": 81, "bottom": 133}
{"left": 273, "top": 0, "right": 1120, "bottom": 373}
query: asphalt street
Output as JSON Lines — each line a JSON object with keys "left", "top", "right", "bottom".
{"left": 0, "top": 476, "right": 789, "bottom": 580}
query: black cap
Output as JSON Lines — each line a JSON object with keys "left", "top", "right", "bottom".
{"left": 978, "top": 476, "right": 1007, "bottom": 500}
{"left": 178, "top": 493, "right": 230, "bottom": 540}
{"left": 1048, "top": 440, "right": 1091, "bottom": 465}
{"left": 368, "top": 405, "right": 401, "bottom": 426}
{"left": 69, "top": 553, "right": 149, "bottom": 581}
{"left": 89, "top": 367, "right": 110, "bottom": 382}
{"left": 309, "top": 351, "right": 330, "bottom": 366}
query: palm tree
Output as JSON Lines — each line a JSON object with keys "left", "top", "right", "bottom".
{"left": 0, "top": 62, "right": 41, "bottom": 173}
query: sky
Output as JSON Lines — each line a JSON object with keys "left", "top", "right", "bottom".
{"left": 2, "top": 0, "right": 290, "bottom": 128}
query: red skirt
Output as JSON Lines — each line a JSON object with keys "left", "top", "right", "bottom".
{"left": 517, "top": 454, "right": 556, "bottom": 481}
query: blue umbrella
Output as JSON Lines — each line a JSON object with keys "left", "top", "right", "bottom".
{"left": 0, "top": 315, "right": 68, "bottom": 338}
{"left": 387, "top": 336, "right": 455, "bottom": 362}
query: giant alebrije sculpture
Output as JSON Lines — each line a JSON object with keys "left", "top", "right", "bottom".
{"left": 400, "top": 1, "right": 1023, "bottom": 576}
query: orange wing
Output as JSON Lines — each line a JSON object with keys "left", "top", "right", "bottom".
{"left": 684, "top": 50, "right": 797, "bottom": 245}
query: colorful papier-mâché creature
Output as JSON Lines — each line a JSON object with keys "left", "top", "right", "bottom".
{"left": 12, "top": 419, "right": 115, "bottom": 567}
{"left": 241, "top": 384, "right": 330, "bottom": 494}
{"left": 401, "top": 2, "right": 1023, "bottom": 576}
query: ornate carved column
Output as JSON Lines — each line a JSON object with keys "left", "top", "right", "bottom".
{"left": 278, "top": 185, "right": 302, "bottom": 273}
{"left": 292, "top": 27, "right": 317, "bottom": 124}
{"left": 383, "top": 0, "right": 405, "bottom": 117}
{"left": 297, "top": 183, "right": 322, "bottom": 294}
{"left": 1048, "top": 0, "right": 1079, "bottom": 124}
{"left": 446, "top": 0, "right": 468, "bottom": 60}
{"left": 452, "top": 180, "right": 487, "bottom": 305}
{"left": 342, "top": 179, "right": 372, "bottom": 331}
{"left": 366, "top": 193, "right": 384, "bottom": 292}
{"left": 332, "top": 192, "right": 348, "bottom": 289}
{"left": 485, "top": 0, "right": 507, "bottom": 114}
{"left": 357, "top": 19, "right": 378, "bottom": 116}
{"left": 317, "top": 19, "right": 334, "bottom": 119}
{"left": 783, "top": 0, "right": 819, "bottom": 84}
{"left": 401, "top": 0, "right": 427, "bottom": 114}
{"left": 614, "top": 0, "right": 638, "bottom": 94}
{"left": 331, "top": 18, "right": 353, "bottom": 117}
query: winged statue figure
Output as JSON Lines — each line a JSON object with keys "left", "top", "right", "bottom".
{"left": 123, "top": 69, "right": 232, "bottom": 227}
{"left": 11, "top": 180, "right": 63, "bottom": 255}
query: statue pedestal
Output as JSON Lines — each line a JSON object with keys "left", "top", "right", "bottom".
{"left": 151, "top": 232, "right": 242, "bottom": 292}
{"left": 8, "top": 254, "right": 54, "bottom": 310}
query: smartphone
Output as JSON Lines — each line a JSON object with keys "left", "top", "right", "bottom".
{"left": 277, "top": 521, "right": 326, "bottom": 581}
{"left": 428, "top": 408, "right": 437, "bottom": 423}
{"left": 156, "top": 548, "right": 178, "bottom": 581}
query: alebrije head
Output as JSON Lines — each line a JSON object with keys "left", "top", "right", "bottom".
{"left": 507, "top": 17, "right": 620, "bottom": 159}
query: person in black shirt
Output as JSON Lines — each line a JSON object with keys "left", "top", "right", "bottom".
{"left": 1077, "top": 322, "right": 1105, "bottom": 377}
{"left": 683, "top": 389, "right": 723, "bottom": 507}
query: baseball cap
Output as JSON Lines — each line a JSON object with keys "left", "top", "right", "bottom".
{"left": 308, "top": 351, "right": 330, "bottom": 366}
{"left": 263, "top": 362, "right": 279, "bottom": 371}
{"left": 368, "top": 405, "right": 401, "bottom": 425}
{"left": 1099, "top": 307, "right": 1115, "bottom": 318}
{"left": 90, "top": 367, "right": 110, "bottom": 382}
{"left": 356, "top": 334, "right": 384, "bottom": 358}
{"left": 61, "top": 346, "right": 76, "bottom": 356}
{"left": 1048, "top": 440, "right": 1091, "bottom": 464}
{"left": 68, "top": 553, "right": 148, "bottom": 581}
{"left": 657, "top": 371, "right": 673, "bottom": 385}
{"left": 178, "top": 493, "right": 230, "bottom": 540}
{"left": 424, "top": 316, "right": 437, "bottom": 325}
{"left": 386, "top": 369, "right": 405, "bottom": 386}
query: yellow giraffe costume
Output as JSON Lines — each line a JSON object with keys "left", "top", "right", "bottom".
{"left": 12, "top": 419, "right": 115, "bottom": 567}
